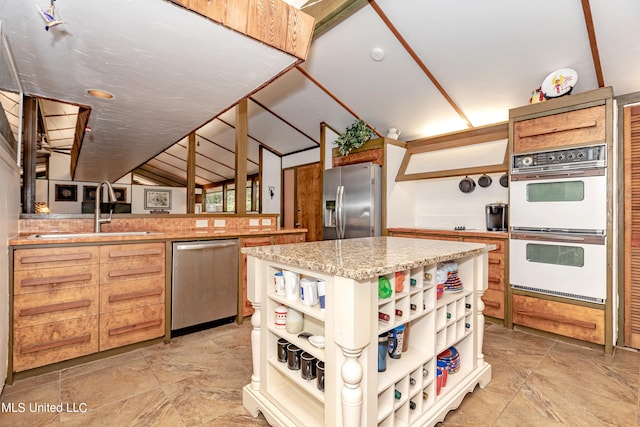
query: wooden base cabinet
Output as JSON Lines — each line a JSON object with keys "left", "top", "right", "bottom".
{"left": 512, "top": 294, "right": 605, "bottom": 345}
{"left": 243, "top": 250, "right": 491, "bottom": 426}
{"left": 11, "top": 242, "right": 166, "bottom": 375}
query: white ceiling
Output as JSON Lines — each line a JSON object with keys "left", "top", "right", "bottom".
{"left": 2, "top": 0, "right": 640, "bottom": 186}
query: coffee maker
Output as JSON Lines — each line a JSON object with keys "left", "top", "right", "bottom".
{"left": 485, "top": 203, "right": 508, "bottom": 231}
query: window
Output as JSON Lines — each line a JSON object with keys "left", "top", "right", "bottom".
{"left": 204, "top": 174, "right": 259, "bottom": 213}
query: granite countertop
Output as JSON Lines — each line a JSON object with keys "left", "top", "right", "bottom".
{"left": 242, "top": 236, "right": 495, "bottom": 280}
{"left": 8, "top": 228, "right": 306, "bottom": 246}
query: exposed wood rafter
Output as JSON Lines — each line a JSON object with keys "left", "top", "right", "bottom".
{"left": 295, "top": 65, "right": 384, "bottom": 137}
{"left": 368, "top": 0, "right": 473, "bottom": 129}
{"left": 580, "top": 0, "right": 605, "bottom": 87}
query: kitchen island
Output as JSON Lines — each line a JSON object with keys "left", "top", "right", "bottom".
{"left": 242, "top": 236, "right": 493, "bottom": 427}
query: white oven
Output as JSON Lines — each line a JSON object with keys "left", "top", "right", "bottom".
{"left": 510, "top": 232, "right": 606, "bottom": 303}
{"left": 510, "top": 170, "right": 607, "bottom": 231}
{"left": 509, "top": 144, "right": 608, "bottom": 303}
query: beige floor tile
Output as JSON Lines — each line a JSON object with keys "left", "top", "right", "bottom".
{"left": 58, "top": 387, "right": 182, "bottom": 427}
{"left": 0, "top": 380, "right": 61, "bottom": 427}
{"left": 1, "top": 371, "right": 60, "bottom": 398}
{"left": 60, "top": 349, "right": 145, "bottom": 381}
{"left": 60, "top": 357, "right": 158, "bottom": 410}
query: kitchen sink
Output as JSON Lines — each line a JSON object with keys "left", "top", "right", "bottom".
{"left": 28, "top": 231, "right": 160, "bottom": 239}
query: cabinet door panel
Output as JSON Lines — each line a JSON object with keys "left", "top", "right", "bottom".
{"left": 100, "top": 258, "right": 165, "bottom": 284}
{"left": 14, "top": 264, "right": 99, "bottom": 295}
{"left": 513, "top": 105, "right": 605, "bottom": 153}
{"left": 512, "top": 294, "right": 604, "bottom": 344}
{"left": 13, "top": 315, "right": 99, "bottom": 372}
{"left": 100, "top": 304, "right": 165, "bottom": 351}
{"left": 14, "top": 246, "right": 99, "bottom": 271}
{"left": 14, "top": 286, "right": 99, "bottom": 329}
{"left": 100, "top": 277, "right": 165, "bottom": 313}
{"left": 481, "top": 289, "right": 504, "bottom": 319}
{"left": 100, "top": 242, "right": 165, "bottom": 263}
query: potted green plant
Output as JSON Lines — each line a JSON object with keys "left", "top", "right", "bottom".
{"left": 335, "top": 119, "right": 374, "bottom": 156}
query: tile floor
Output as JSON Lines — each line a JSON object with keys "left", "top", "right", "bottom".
{"left": 1, "top": 321, "right": 639, "bottom": 426}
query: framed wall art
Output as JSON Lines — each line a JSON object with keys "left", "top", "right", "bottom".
{"left": 55, "top": 184, "right": 77, "bottom": 202}
{"left": 144, "top": 189, "right": 171, "bottom": 210}
{"left": 83, "top": 185, "right": 97, "bottom": 202}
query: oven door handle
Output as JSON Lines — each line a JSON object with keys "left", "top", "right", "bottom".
{"left": 511, "top": 232, "right": 605, "bottom": 245}
{"left": 511, "top": 168, "right": 605, "bottom": 181}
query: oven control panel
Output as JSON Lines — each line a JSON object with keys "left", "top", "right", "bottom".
{"left": 512, "top": 144, "right": 606, "bottom": 173}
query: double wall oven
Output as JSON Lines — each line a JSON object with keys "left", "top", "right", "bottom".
{"left": 509, "top": 144, "right": 607, "bottom": 303}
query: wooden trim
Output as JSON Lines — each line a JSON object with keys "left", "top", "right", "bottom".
{"left": 396, "top": 122, "right": 509, "bottom": 181}
{"left": 108, "top": 289, "right": 163, "bottom": 303}
{"left": 580, "top": 0, "right": 605, "bottom": 88}
{"left": 108, "top": 266, "right": 163, "bottom": 278}
{"left": 186, "top": 132, "right": 197, "bottom": 214}
{"left": 21, "top": 273, "right": 93, "bottom": 288}
{"left": 108, "top": 319, "right": 163, "bottom": 336}
{"left": 368, "top": 0, "right": 472, "bottom": 128}
{"left": 235, "top": 99, "right": 248, "bottom": 215}
{"left": 509, "top": 87, "right": 613, "bottom": 120}
{"left": 216, "top": 117, "right": 284, "bottom": 157}
{"left": 20, "top": 334, "right": 92, "bottom": 355}
{"left": 19, "top": 299, "right": 92, "bottom": 317}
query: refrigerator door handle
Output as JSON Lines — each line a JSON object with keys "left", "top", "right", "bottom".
{"left": 336, "top": 185, "right": 345, "bottom": 239}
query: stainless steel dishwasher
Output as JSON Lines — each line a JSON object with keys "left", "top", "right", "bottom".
{"left": 171, "top": 239, "right": 238, "bottom": 331}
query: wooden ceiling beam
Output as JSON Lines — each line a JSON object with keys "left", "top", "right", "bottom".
{"left": 302, "top": 0, "right": 368, "bottom": 39}
{"left": 580, "top": 0, "right": 605, "bottom": 87}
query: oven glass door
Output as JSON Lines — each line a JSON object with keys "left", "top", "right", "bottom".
{"left": 510, "top": 236, "right": 606, "bottom": 303}
{"left": 510, "top": 175, "right": 606, "bottom": 231}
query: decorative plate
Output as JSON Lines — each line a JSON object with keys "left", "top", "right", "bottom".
{"left": 541, "top": 68, "right": 578, "bottom": 99}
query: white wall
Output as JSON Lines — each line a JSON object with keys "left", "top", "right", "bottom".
{"left": 282, "top": 147, "right": 320, "bottom": 169}
{"left": 0, "top": 147, "right": 20, "bottom": 389}
{"left": 261, "top": 150, "right": 281, "bottom": 215}
{"left": 413, "top": 172, "right": 508, "bottom": 230}
{"left": 385, "top": 144, "right": 416, "bottom": 228}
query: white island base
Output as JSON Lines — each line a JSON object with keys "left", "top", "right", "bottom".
{"left": 242, "top": 237, "right": 493, "bottom": 427}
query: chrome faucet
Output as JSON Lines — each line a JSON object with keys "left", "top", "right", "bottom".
{"left": 94, "top": 181, "right": 118, "bottom": 233}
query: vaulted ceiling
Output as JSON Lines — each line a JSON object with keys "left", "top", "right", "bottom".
{"left": 2, "top": 0, "right": 640, "bottom": 187}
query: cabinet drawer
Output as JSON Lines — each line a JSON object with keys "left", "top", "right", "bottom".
{"left": 242, "top": 237, "right": 272, "bottom": 247}
{"left": 14, "top": 286, "right": 99, "bottom": 329}
{"left": 13, "top": 315, "right": 99, "bottom": 372}
{"left": 100, "top": 257, "right": 165, "bottom": 284}
{"left": 488, "top": 262, "right": 504, "bottom": 291}
{"left": 14, "top": 264, "right": 99, "bottom": 295}
{"left": 100, "top": 277, "right": 165, "bottom": 313}
{"left": 512, "top": 294, "right": 604, "bottom": 344}
{"left": 14, "top": 246, "right": 99, "bottom": 271}
{"left": 99, "top": 242, "right": 165, "bottom": 264}
{"left": 513, "top": 105, "right": 605, "bottom": 153}
{"left": 99, "top": 304, "right": 165, "bottom": 351}
{"left": 481, "top": 289, "right": 504, "bottom": 319}
{"left": 271, "top": 233, "right": 305, "bottom": 244}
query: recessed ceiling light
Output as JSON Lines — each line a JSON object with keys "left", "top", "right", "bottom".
{"left": 87, "top": 89, "right": 113, "bottom": 99}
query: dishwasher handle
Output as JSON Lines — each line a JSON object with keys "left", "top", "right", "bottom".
{"left": 175, "top": 241, "right": 237, "bottom": 251}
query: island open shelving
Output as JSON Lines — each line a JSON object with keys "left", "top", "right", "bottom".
{"left": 242, "top": 236, "right": 493, "bottom": 427}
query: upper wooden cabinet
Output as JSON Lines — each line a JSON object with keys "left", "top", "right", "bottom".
{"left": 509, "top": 87, "right": 614, "bottom": 154}
{"left": 513, "top": 105, "right": 606, "bottom": 153}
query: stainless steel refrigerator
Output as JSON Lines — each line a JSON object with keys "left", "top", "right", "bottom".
{"left": 323, "top": 162, "right": 382, "bottom": 240}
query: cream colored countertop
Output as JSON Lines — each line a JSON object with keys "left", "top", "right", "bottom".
{"left": 242, "top": 236, "right": 495, "bottom": 280}
{"left": 8, "top": 228, "right": 306, "bottom": 246}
